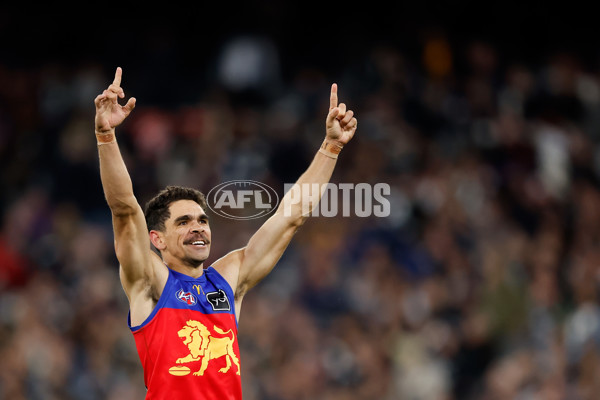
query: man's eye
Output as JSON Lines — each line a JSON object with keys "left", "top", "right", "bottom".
{"left": 179, "top": 221, "right": 187, "bottom": 225}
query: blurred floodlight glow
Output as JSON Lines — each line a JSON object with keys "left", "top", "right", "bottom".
{"left": 217, "top": 35, "right": 281, "bottom": 91}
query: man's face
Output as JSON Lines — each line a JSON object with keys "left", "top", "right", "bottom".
{"left": 162, "top": 199, "right": 211, "bottom": 267}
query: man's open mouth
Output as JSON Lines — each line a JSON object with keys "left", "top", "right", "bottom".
{"left": 185, "top": 239, "right": 209, "bottom": 247}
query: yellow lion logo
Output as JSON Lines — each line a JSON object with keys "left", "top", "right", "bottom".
{"left": 175, "top": 320, "right": 241, "bottom": 376}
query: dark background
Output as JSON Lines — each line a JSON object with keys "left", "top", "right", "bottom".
{"left": 2, "top": 3, "right": 598, "bottom": 81}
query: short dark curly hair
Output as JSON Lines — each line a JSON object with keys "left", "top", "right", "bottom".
{"left": 144, "top": 185, "right": 208, "bottom": 232}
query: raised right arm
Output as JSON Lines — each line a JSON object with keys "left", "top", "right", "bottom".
{"left": 94, "top": 68, "right": 162, "bottom": 307}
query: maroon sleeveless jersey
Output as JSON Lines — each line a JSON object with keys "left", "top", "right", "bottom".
{"left": 129, "top": 267, "right": 242, "bottom": 399}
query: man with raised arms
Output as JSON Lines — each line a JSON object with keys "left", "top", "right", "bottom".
{"left": 94, "top": 67, "right": 357, "bottom": 399}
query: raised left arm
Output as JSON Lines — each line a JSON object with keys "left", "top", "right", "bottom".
{"left": 213, "top": 83, "right": 357, "bottom": 313}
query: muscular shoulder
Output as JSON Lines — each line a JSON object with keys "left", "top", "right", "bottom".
{"left": 211, "top": 248, "right": 244, "bottom": 298}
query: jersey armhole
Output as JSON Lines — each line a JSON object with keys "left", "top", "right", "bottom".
{"left": 129, "top": 270, "right": 173, "bottom": 332}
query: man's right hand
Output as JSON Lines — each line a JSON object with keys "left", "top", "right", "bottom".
{"left": 94, "top": 67, "right": 136, "bottom": 133}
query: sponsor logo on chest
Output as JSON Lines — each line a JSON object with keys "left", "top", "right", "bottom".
{"left": 175, "top": 289, "right": 198, "bottom": 306}
{"left": 175, "top": 285, "right": 231, "bottom": 311}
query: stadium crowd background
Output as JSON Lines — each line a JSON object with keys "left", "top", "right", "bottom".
{"left": 3, "top": 6, "right": 600, "bottom": 400}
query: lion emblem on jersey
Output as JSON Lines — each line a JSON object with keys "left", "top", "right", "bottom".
{"left": 175, "top": 320, "right": 240, "bottom": 376}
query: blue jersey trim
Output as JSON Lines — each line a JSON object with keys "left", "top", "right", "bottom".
{"left": 204, "top": 267, "right": 238, "bottom": 326}
{"left": 128, "top": 266, "right": 237, "bottom": 332}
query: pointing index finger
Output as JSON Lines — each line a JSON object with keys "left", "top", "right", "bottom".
{"left": 330, "top": 83, "right": 338, "bottom": 110}
{"left": 113, "top": 67, "right": 122, "bottom": 86}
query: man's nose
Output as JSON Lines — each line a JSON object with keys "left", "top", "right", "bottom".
{"left": 190, "top": 221, "right": 204, "bottom": 233}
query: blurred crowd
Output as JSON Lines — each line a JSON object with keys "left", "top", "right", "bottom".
{"left": 3, "top": 27, "right": 600, "bottom": 400}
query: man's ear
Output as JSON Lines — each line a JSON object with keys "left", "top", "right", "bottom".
{"left": 149, "top": 230, "right": 166, "bottom": 251}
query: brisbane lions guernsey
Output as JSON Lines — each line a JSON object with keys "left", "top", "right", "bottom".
{"left": 129, "top": 266, "right": 242, "bottom": 399}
